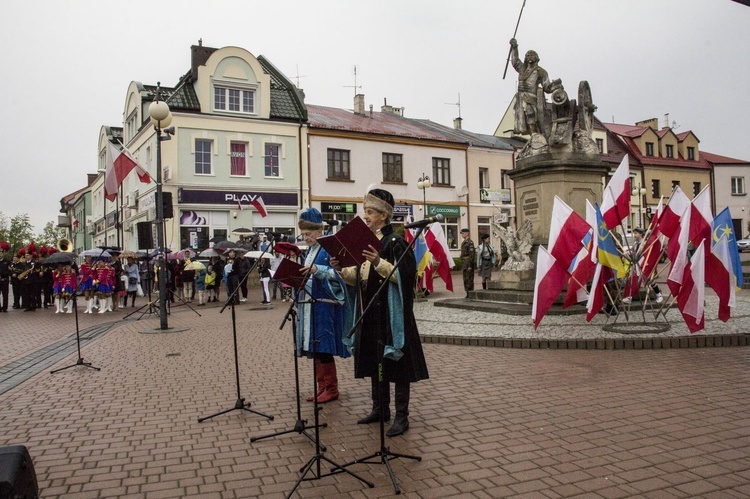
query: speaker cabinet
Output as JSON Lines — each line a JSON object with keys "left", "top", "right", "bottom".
{"left": 136, "top": 221, "right": 154, "bottom": 250}
{"left": 162, "top": 191, "right": 174, "bottom": 220}
{"left": 0, "top": 445, "right": 39, "bottom": 499}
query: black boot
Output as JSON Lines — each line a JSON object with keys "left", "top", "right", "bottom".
{"left": 357, "top": 378, "right": 390, "bottom": 424}
{"left": 387, "top": 382, "right": 410, "bottom": 437}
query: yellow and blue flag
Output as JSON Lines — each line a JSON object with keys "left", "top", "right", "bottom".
{"left": 712, "top": 207, "right": 744, "bottom": 289}
{"left": 595, "top": 203, "right": 627, "bottom": 278}
{"left": 413, "top": 232, "right": 431, "bottom": 278}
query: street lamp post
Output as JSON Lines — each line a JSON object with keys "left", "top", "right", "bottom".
{"left": 417, "top": 173, "right": 431, "bottom": 217}
{"left": 148, "top": 83, "right": 174, "bottom": 330}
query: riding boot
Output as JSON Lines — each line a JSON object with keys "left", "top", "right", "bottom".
{"left": 317, "top": 361, "right": 339, "bottom": 403}
{"left": 386, "top": 382, "right": 410, "bottom": 437}
{"left": 55, "top": 299, "right": 63, "bottom": 314}
{"left": 306, "top": 359, "right": 326, "bottom": 402}
{"left": 357, "top": 377, "right": 390, "bottom": 424}
{"left": 84, "top": 298, "right": 92, "bottom": 314}
{"left": 482, "top": 281, "right": 487, "bottom": 290}
{"left": 66, "top": 300, "right": 73, "bottom": 313}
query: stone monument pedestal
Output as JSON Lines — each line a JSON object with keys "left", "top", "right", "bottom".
{"left": 508, "top": 152, "right": 610, "bottom": 246}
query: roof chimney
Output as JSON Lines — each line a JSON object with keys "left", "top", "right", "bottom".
{"left": 381, "top": 98, "right": 404, "bottom": 116}
{"left": 453, "top": 117, "right": 463, "bottom": 130}
{"left": 354, "top": 94, "right": 365, "bottom": 115}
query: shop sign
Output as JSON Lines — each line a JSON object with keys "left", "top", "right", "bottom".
{"left": 178, "top": 189, "right": 298, "bottom": 207}
{"left": 393, "top": 204, "right": 413, "bottom": 217}
{"left": 480, "top": 188, "right": 512, "bottom": 203}
{"left": 321, "top": 202, "right": 356, "bottom": 213}
{"left": 426, "top": 205, "right": 460, "bottom": 217}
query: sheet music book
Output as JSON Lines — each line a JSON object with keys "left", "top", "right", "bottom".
{"left": 316, "top": 216, "right": 382, "bottom": 268}
{"left": 270, "top": 257, "right": 307, "bottom": 289}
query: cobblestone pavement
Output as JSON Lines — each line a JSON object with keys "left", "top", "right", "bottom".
{"left": 1, "top": 283, "right": 749, "bottom": 498}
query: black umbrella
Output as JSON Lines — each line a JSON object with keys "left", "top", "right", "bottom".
{"left": 213, "top": 240, "right": 240, "bottom": 251}
{"left": 209, "top": 235, "right": 226, "bottom": 244}
{"left": 43, "top": 252, "right": 78, "bottom": 265}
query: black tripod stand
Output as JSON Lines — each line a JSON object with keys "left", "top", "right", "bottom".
{"left": 250, "top": 307, "right": 327, "bottom": 450}
{"left": 198, "top": 248, "right": 273, "bottom": 424}
{"left": 333, "top": 226, "right": 425, "bottom": 494}
{"left": 124, "top": 258, "right": 159, "bottom": 320}
{"left": 51, "top": 291, "right": 101, "bottom": 374}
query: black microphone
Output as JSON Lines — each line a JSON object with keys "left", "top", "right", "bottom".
{"left": 404, "top": 214, "right": 444, "bottom": 229}
{"left": 324, "top": 219, "right": 347, "bottom": 227}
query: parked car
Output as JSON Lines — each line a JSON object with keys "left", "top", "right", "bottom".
{"left": 737, "top": 237, "right": 750, "bottom": 252}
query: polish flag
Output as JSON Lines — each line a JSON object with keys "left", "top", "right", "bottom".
{"left": 532, "top": 246, "right": 569, "bottom": 329}
{"left": 563, "top": 200, "right": 597, "bottom": 307}
{"left": 548, "top": 196, "right": 591, "bottom": 269}
{"left": 676, "top": 241, "right": 705, "bottom": 333}
{"left": 586, "top": 264, "right": 614, "bottom": 322}
{"left": 689, "top": 186, "right": 712, "bottom": 250}
{"left": 639, "top": 197, "right": 664, "bottom": 279}
{"left": 104, "top": 142, "right": 151, "bottom": 202}
{"left": 666, "top": 204, "right": 691, "bottom": 298}
{"left": 600, "top": 155, "right": 631, "bottom": 231}
{"left": 659, "top": 185, "right": 690, "bottom": 240}
{"left": 251, "top": 196, "right": 268, "bottom": 217}
{"left": 424, "top": 223, "right": 455, "bottom": 292}
{"left": 708, "top": 234, "right": 735, "bottom": 322}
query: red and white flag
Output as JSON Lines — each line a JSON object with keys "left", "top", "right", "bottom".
{"left": 676, "top": 241, "right": 705, "bottom": 333}
{"left": 586, "top": 264, "right": 614, "bottom": 322}
{"left": 563, "top": 200, "right": 597, "bottom": 307}
{"left": 251, "top": 196, "right": 268, "bottom": 217}
{"left": 104, "top": 142, "right": 151, "bottom": 202}
{"left": 532, "top": 246, "right": 569, "bottom": 329}
{"left": 639, "top": 197, "right": 664, "bottom": 279}
{"left": 689, "top": 185, "right": 712, "bottom": 249}
{"left": 708, "top": 234, "right": 736, "bottom": 322}
{"left": 548, "top": 196, "right": 591, "bottom": 269}
{"left": 666, "top": 204, "right": 691, "bottom": 298}
{"left": 659, "top": 185, "right": 690, "bottom": 240}
{"left": 424, "top": 223, "right": 455, "bottom": 292}
{"left": 600, "top": 155, "right": 631, "bottom": 231}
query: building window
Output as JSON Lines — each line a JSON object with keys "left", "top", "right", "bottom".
{"left": 477, "top": 216, "right": 491, "bottom": 239}
{"left": 382, "top": 153, "right": 403, "bottom": 183}
{"left": 645, "top": 142, "right": 654, "bottom": 156}
{"left": 230, "top": 142, "right": 247, "bottom": 176}
{"left": 432, "top": 158, "right": 451, "bottom": 186}
{"left": 479, "top": 168, "right": 490, "bottom": 204}
{"left": 672, "top": 180, "right": 680, "bottom": 189}
{"left": 665, "top": 144, "right": 674, "bottom": 158}
{"left": 731, "top": 177, "right": 746, "bottom": 195}
{"left": 596, "top": 138, "right": 604, "bottom": 154}
{"left": 195, "top": 139, "right": 212, "bottom": 175}
{"left": 327, "top": 149, "right": 350, "bottom": 180}
{"left": 687, "top": 147, "right": 695, "bottom": 160}
{"left": 126, "top": 111, "right": 138, "bottom": 142}
{"left": 693, "top": 182, "right": 701, "bottom": 196}
{"left": 214, "top": 86, "right": 255, "bottom": 114}
{"left": 264, "top": 143, "right": 280, "bottom": 177}
{"left": 444, "top": 217, "right": 459, "bottom": 250}
{"left": 651, "top": 179, "right": 660, "bottom": 198}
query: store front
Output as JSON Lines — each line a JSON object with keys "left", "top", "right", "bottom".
{"left": 427, "top": 204, "right": 461, "bottom": 250}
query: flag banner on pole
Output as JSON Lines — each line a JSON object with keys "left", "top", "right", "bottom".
{"left": 424, "top": 223, "right": 454, "bottom": 292}
{"left": 104, "top": 142, "right": 151, "bottom": 202}
{"left": 709, "top": 234, "right": 736, "bottom": 322}
{"left": 667, "top": 201, "right": 691, "bottom": 297}
{"left": 676, "top": 241, "right": 705, "bottom": 333}
{"left": 549, "top": 196, "right": 591, "bottom": 270}
{"left": 601, "top": 155, "right": 631, "bottom": 231}
{"left": 251, "top": 196, "right": 268, "bottom": 217}
{"left": 711, "top": 207, "right": 744, "bottom": 289}
{"left": 532, "top": 246, "right": 569, "bottom": 329}
{"left": 689, "top": 185, "right": 713, "bottom": 250}
{"left": 595, "top": 203, "right": 627, "bottom": 278}
{"left": 659, "top": 185, "right": 690, "bottom": 239}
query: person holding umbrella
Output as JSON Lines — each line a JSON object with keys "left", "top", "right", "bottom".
{"left": 123, "top": 255, "right": 141, "bottom": 307}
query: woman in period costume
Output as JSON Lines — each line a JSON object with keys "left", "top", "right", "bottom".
{"left": 95, "top": 261, "right": 114, "bottom": 313}
{"left": 333, "top": 188, "right": 429, "bottom": 437}
{"left": 52, "top": 263, "right": 64, "bottom": 313}
{"left": 295, "top": 207, "right": 350, "bottom": 403}
{"left": 61, "top": 263, "right": 77, "bottom": 313}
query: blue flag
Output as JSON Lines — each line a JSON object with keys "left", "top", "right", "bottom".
{"left": 712, "top": 207, "right": 744, "bottom": 289}
{"left": 595, "top": 203, "right": 627, "bottom": 278}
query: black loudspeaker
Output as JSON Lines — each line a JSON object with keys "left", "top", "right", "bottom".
{"left": 162, "top": 192, "right": 174, "bottom": 219}
{"left": 0, "top": 445, "right": 39, "bottom": 499}
{"left": 137, "top": 222, "right": 154, "bottom": 250}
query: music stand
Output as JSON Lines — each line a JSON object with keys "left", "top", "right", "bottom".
{"left": 50, "top": 250, "right": 104, "bottom": 374}
{"left": 332, "top": 224, "right": 425, "bottom": 494}
{"left": 198, "top": 244, "right": 274, "bottom": 424}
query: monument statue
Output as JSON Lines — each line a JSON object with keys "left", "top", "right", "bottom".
{"left": 509, "top": 39, "right": 599, "bottom": 159}
{"left": 493, "top": 219, "right": 535, "bottom": 271}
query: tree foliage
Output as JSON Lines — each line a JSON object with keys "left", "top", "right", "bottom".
{"left": 0, "top": 212, "right": 36, "bottom": 254}
{"left": 37, "top": 221, "right": 66, "bottom": 247}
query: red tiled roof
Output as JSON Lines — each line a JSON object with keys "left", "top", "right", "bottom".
{"left": 618, "top": 136, "right": 711, "bottom": 170}
{"left": 306, "top": 105, "right": 465, "bottom": 144}
{"left": 701, "top": 151, "right": 749, "bottom": 165}
{"left": 656, "top": 128, "right": 671, "bottom": 138}
{"left": 675, "top": 131, "right": 697, "bottom": 142}
{"left": 603, "top": 123, "right": 649, "bottom": 138}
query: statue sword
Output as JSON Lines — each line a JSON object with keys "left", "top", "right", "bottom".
{"left": 503, "top": 0, "right": 527, "bottom": 80}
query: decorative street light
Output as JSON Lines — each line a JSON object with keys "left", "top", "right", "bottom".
{"left": 632, "top": 185, "right": 647, "bottom": 229}
{"left": 148, "top": 83, "right": 174, "bottom": 330}
{"left": 417, "top": 173, "right": 431, "bottom": 217}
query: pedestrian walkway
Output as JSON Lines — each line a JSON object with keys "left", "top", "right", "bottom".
{"left": 1, "top": 286, "right": 749, "bottom": 497}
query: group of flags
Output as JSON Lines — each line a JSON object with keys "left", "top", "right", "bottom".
{"left": 532, "top": 155, "right": 744, "bottom": 332}
{"left": 404, "top": 216, "right": 455, "bottom": 293}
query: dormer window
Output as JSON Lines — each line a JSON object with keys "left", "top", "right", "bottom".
{"left": 687, "top": 147, "right": 695, "bottom": 160}
{"left": 214, "top": 85, "right": 255, "bottom": 114}
{"left": 665, "top": 144, "right": 674, "bottom": 158}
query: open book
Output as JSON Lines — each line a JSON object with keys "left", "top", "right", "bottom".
{"left": 270, "top": 258, "right": 307, "bottom": 289}
{"left": 316, "top": 216, "right": 382, "bottom": 268}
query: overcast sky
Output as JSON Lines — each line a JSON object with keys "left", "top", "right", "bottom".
{"left": 1, "top": 0, "right": 748, "bottom": 232}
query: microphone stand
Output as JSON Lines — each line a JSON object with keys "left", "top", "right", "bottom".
{"left": 124, "top": 251, "right": 160, "bottom": 320}
{"left": 198, "top": 243, "right": 275, "bottom": 424}
{"left": 51, "top": 247, "right": 111, "bottom": 374}
{"left": 332, "top": 224, "right": 425, "bottom": 494}
{"left": 251, "top": 245, "right": 327, "bottom": 449}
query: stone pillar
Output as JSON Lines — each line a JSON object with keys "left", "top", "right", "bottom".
{"left": 507, "top": 152, "right": 610, "bottom": 246}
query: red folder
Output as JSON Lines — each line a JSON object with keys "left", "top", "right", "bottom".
{"left": 317, "top": 216, "right": 382, "bottom": 268}
{"left": 271, "top": 258, "right": 307, "bottom": 288}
